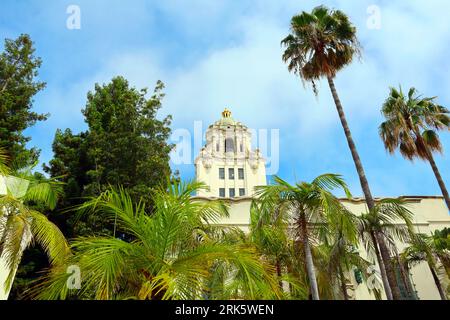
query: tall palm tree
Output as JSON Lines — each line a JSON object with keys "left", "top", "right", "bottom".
{"left": 255, "top": 173, "right": 353, "bottom": 300}
{"left": 249, "top": 200, "right": 291, "bottom": 292}
{"left": 281, "top": 6, "right": 375, "bottom": 210}
{"left": 250, "top": 199, "right": 312, "bottom": 300}
{"left": 379, "top": 86, "right": 450, "bottom": 211}
{"left": 280, "top": 7, "right": 405, "bottom": 297}
{"left": 33, "top": 181, "right": 281, "bottom": 300}
{"left": 358, "top": 199, "right": 415, "bottom": 300}
{"left": 0, "top": 152, "right": 69, "bottom": 296}
{"left": 315, "top": 208, "right": 371, "bottom": 300}
{"left": 401, "top": 233, "right": 449, "bottom": 300}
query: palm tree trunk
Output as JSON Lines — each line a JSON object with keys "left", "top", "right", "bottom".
{"left": 376, "top": 232, "right": 402, "bottom": 300}
{"left": 403, "top": 262, "right": 417, "bottom": 298}
{"left": 370, "top": 232, "right": 393, "bottom": 300}
{"left": 327, "top": 76, "right": 403, "bottom": 299}
{"left": 286, "top": 263, "right": 294, "bottom": 295}
{"left": 398, "top": 258, "right": 413, "bottom": 296}
{"left": 428, "top": 263, "right": 447, "bottom": 300}
{"left": 338, "top": 265, "right": 349, "bottom": 300}
{"left": 276, "top": 258, "right": 283, "bottom": 291}
{"left": 436, "top": 253, "right": 450, "bottom": 279}
{"left": 299, "top": 213, "right": 320, "bottom": 300}
{"left": 411, "top": 126, "right": 450, "bottom": 211}
{"left": 0, "top": 58, "right": 20, "bottom": 94}
{"left": 327, "top": 76, "right": 375, "bottom": 210}
{"left": 395, "top": 251, "right": 414, "bottom": 297}
{"left": 426, "top": 151, "right": 450, "bottom": 211}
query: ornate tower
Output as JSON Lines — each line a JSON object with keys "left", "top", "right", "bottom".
{"left": 195, "top": 109, "right": 267, "bottom": 198}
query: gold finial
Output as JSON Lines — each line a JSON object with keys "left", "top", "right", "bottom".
{"left": 222, "top": 108, "right": 232, "bottom": 118}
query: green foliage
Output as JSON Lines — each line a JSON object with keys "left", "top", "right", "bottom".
{"left": 82, "top": 77, "right": 172, "bottom": 200}
{"left": 33, "top": 181, "right": 281, "bottom": 300}
{"left": 7, "top": 247, "right": 48, "bottom": 300}
{"left": 281, "top": 5, "right": 360, "bottom": 93}
{"left": 358, "top": 199, "right": 414, "bottom": 261}
{"left": 255, "top": 174, "right": 353, "bottom": 235}
{"left": 432, "top": 228, "right": 450, "bottom": 251}
{"left": 0, "top": 34, "right": 47, "bottom": 168}
{"left": 44, "top": 77, "right": 174, "bottom": 236}
{"left": 401, "top": 232, "right": 450, "bottom": 299}
{"left": 0, "top": 147, "right": 9, "bottom": 175}
{"left": 43, "top": 129, "right": 100, "bottom": 237}
{"left": 379, "top": 86, "right": 450, "bottom": 161}
{"left": 0, "top": 153, "right": 70, "bottom": 295}
{"left": 252, "top": 174, "right": 361, "bottom": 300}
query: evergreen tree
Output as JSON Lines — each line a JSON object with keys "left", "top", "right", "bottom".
{"left": 44, "top": 76, "right": 173, "bottom": 235}
{"left": 0, "top": 34, "right": 47, "bottom": 168}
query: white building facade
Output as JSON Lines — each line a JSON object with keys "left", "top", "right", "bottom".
{"left": 195, "top": 109, "right": 267, "bottom": 198}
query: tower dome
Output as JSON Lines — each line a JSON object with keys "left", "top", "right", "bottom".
{"left": 194, "top": 108, "right": 267, "bottom": 198}
{"left": 215, "top": 108, "right": 238, "bottom": 127}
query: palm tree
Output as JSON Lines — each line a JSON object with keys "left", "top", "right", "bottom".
{"left": 0, "top": 148, "right": 9, "bottom": 176}
{"left": 281, "top": 6, "right": 376, "bottom": 210}
{"left": 280, "top": 7, "right": 405, "bottom": 297}
{"left": 315, "top": 209, "right": 370, "bottom": 300}
{"left": 379, "top": 86, "right": 450, "bottom": 211}
{"left": 250, "top": 200, "right": 290, "bottom": 291}
{"left": 249, "top": 199, "right": 311, "bottom": 300}
{"left": 255, "top": 173, "right": 353, "bottom": 300}
{"left": 0, "top": 152, "right": 69, "bottom": 296}
{"left": 358, "top": 199, "right": 415, "bottom": 300}
{"left": 431, "top": 228, "right": 450, "bottom": 279}
{"left": 402, "top": 233, "right": 449, "bottom": 300}
{"left": 34, "top": 181, "right": 281, "bottom": 300}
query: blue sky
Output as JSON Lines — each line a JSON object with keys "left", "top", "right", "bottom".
{"left": 1, "top": 0, "right": 449, "bottom": 198}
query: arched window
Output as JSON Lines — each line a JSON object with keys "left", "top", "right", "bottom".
{"left": 225, "top": 138, "right": 234, "bottom": 152}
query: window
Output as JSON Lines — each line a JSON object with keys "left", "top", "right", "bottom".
{"left": 238, "top": 168, "right": 244, "bottom": 180}
{"left": 219, "top": 168, "right": 225, "bottom": 180}
{"left": 225, "top": 138, "right": 234, "bottom": 152}
{"left": 240, "top": 143, "right": 243, "bottom": 152}
{"left": 239, "top": 188, "right": 245, "bottom": 196}
{"left": 229, "top": 188, "right": 235, "bottom": 198}
{"left": 219, "top": 188, "right": 225, "bottom": 198}
{"left": 216, "top": 143, "right": 220, "bottom": 152}
{"left": 228, "top": 168, "right": 235, "bottom": 180}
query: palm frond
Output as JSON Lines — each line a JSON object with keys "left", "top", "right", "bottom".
{"left": 23, "top": 178, "right": 64, "bottom": 210}
{"left": 0, "top": 147, "right": 10, "bottom": 176}
{"left": 28, "top": 211, "right": 71, "bottom": 265}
